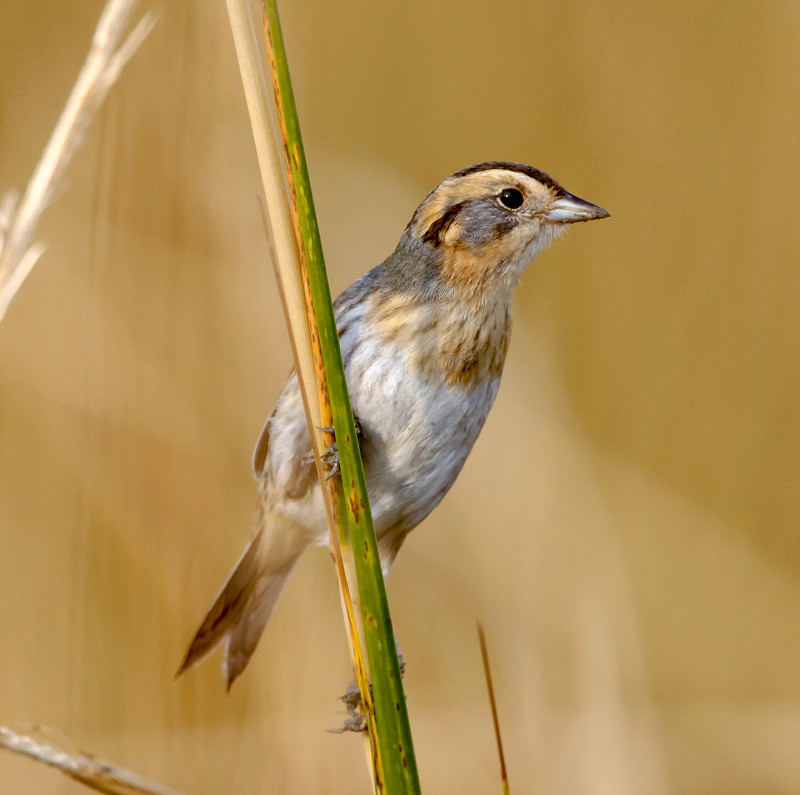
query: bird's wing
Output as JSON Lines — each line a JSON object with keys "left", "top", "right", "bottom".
{"left": 252, "top": 415, "right": 271, "bottom": 479}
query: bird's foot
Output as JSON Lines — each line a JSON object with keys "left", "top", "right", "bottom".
{"left": 328, "top": 680, "right": 368, "bottom": 734}
{"left": 328, "top": 651, "right": 406, "bottom": 734}
{"left": 302, "top": 417, "right": 364, "bottom": 481}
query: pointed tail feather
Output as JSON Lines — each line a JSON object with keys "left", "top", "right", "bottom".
{"left": 176, "top": 529, "right": 264, "bottom": 677}
{"left": 176, "top": 524, "right": 303, "bottom": 687}
{"left": 222, "top": 561, "right": 296, "bottom": 689}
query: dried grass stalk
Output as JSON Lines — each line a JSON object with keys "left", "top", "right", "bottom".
{"left": 0, "top": 725, "right": 184, "bottom": 795}
{"left": 223, "top": 0, "right": 373, "bottom": 749}
{"left": 0, "top": 0, "right": 155, "bottom": 324}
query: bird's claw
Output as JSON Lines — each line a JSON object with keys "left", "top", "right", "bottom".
{"left": 321, "top": 443, "right": 340, "bottom": 480}
{"left": 301, "top": 442, "right": 341, "bottom": 479}
{"left": 328, "top": 651, "right": 406, "bottom": 734}
{"left": 302, "top": 418, "right": 363, "bottom": 481}
{"left": 328, "top": 680, "right": 368, "bottom": 734}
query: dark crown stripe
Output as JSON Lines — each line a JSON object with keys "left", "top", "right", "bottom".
{"left": 452, "top": 161, "right": 566, "bottom": 197}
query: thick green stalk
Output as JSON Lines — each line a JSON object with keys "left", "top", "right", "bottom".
{"left": 262, "top": 2, "right": 420, "bottom": 792}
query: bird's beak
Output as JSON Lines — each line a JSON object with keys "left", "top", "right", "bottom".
{"left": 545, "top": 192, "right": 610, "bottom": 224}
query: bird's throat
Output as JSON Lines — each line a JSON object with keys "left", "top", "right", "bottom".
{"left": 367, "top": 288, "right": 512, "bottom": 389}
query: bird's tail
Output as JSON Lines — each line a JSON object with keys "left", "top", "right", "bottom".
{"left": 177, "top": 518, "right": 307, "bottom": 689}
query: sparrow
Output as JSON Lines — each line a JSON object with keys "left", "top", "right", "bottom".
{"left": 178, "top": 161, "right": 609, "bottom": 688}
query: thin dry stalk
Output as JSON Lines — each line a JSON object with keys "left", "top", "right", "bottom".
{"left": 0, "top": 0, "right": 156, "bottom": 324}
{"left": 0, "top": 726, "right": 184, "bottom": 795}
{"left": 223, "top": 0, "right": 330, "bottom": 497}
{"left": 478, "top": 622, "right": 511, "bottom": 795}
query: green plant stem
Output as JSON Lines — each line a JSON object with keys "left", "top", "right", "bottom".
{"left": 263, "top": 2, "right": 420, "bottom": 792}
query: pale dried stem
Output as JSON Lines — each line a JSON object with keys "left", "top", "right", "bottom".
{"left": 226, "top": 0, "right": 376, "bottom": 774}
{"left": 0, "top": 0, "right": 156, "bottom": 324}
{"left": 0, "top": 725, "right": 185, "bottom": 795}
{"left": 224, "top": 0, "right": 366, "bottom": 656}
{"left": 0, "top": 3, "right": 175, "bottom": 791}
{"left": 224, "top": 0, "right": 326, "bottom": 463}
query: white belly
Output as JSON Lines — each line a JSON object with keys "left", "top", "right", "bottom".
{"left": 262, "top": 310, "right": 501, "bottom": 547}
{"left": 345, "top": 331, "right": 500, "bottom": 535}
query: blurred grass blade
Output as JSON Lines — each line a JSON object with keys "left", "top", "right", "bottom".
{"left": 0, "top": 0, "right": 155, "bottom": 324}
{"left": 0, "top": 725, "right": 184, "bottom": 795}
{"left": 477, "top": 622, "right": 510, "bottom": 794}
{"left": 262, "top": 1, "right": 420, "bottom": 791}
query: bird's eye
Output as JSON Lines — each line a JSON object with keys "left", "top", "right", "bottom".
{"left": 498, "top": 188, "right": 524, "bottom": 209}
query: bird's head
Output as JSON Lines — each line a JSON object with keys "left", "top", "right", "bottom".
{"left": 401, "top": 161, "right": 609, "bottom": 298}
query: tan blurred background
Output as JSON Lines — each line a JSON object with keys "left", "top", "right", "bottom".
{"left": 2, "top": 1, "right": 799, "bottom": 792}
